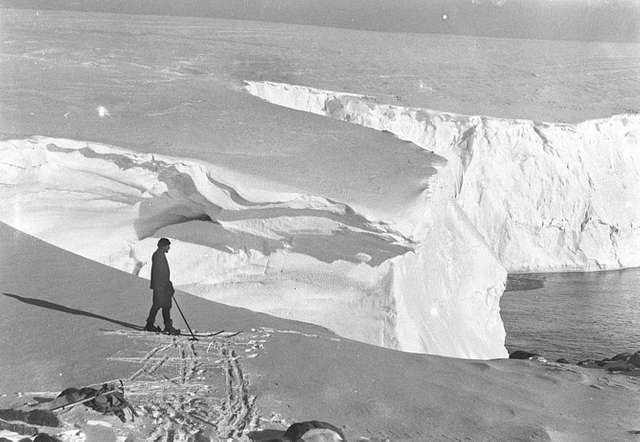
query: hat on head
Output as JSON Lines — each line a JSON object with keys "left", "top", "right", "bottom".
{"left": 157, "top": 238, "right": 171, "bottom": 247}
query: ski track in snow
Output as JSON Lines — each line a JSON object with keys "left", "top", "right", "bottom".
{"left": 9, "top": 329, "right": 347, "bottom": 440}
{"left": 261, "top": 326, "right": 342, "bottom": 342}
{"left": 106, "top": 328, "right": 260, "bottom": 440}
{"left": 13, "top": 328, "right": 275, "bottom": 441}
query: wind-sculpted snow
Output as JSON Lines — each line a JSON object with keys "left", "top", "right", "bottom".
{"left": 245, "top": 81, "right": 640, "bottom": 271}
{"left": 0, "top": 137, "right": 507, "bottom": 359}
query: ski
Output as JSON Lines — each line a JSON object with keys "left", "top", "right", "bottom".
{"left": 175, "top": 330, "right": 242, "bottom": 338}
{"left": 100, "top": 328, "right": 240, "bottom": 338}
{"left": 173, "top": 330, "right": 224, "bottom": 338}
{"left": 217, "top": 330, "right": 242, "bottom": 338}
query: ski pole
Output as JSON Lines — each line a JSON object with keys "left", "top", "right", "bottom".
{"left": 172, "top": 293, "right": 198, "bottom": 341}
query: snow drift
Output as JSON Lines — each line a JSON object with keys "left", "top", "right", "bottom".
{"left": 0, "top": 137, "right": 507, "bottom": 359}
{"left": 245, "top": 81, "right": 640, "bottom": 272}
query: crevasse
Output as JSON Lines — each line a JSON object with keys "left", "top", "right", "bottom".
{"left": 245, "top": 81, "right": 640, "bottom": 272}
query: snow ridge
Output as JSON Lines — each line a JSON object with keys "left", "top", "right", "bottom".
{"left": 245, "top": 80, "right": 640, "bottom": 272}
{"left": 0, "top": 136, "right": 507, "bottom": 359}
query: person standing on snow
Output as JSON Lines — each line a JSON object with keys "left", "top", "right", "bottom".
{"left": 145, "top": 238, "right": 180, "bottom": 334}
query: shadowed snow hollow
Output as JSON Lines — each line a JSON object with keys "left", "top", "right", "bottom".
{"left": 0, "top": 137, "right": 507, "bottom": 359}
{"left": 245, "top": 81, "right": 640, "bottom": 272}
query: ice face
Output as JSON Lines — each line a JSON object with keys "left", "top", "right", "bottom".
{"left": 245, "top": 81, "right": 640, "bottom": 272}
{"left": 0, "top": 137, "right": 507, "bottom": 359}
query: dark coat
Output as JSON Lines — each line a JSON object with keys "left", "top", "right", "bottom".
{"left": 150, "top": 249, "right": 173, "bottom": 308}
{"left": 150, "top": 249, "right": 170, "bottom": 289}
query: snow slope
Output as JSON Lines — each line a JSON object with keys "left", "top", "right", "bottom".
{"left": 1, "top": 222, "right": 638, "bottom": 442}
{"left": 246, "top": 81, "right": 640, "bottom": 272}
{"left": 0, "top": 137, "right": 507, "bottom": 359}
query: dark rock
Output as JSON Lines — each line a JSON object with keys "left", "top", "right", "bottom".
{"left": 33, "top": 434, "right": 61, "bottom": 442}
{"left": 556, "top": 358, "right": 570, "bottom": 364}
{"left": 577, "top": 359, "right": 606, "bottom": 368}
{"left": 610, "top": 352, "right": 631, "bottom": 361}
{"left": 0, "top": 419, "right": 37, "bottom": 437}
{"left": 26, "top": 410, "right": 59, "bottom": 427}
{"left": 0, "top": 409, "right": 59, "bottom": 427}
{"left": 575, "top": 351, "right": 640, "bottom": 374}
{"left": 629, "top": 351, "right": 640, "bottom": 367}
{"left": 283, "top": 421, "right": 346, "bottom": 441}
{"left": 509, "top": 351, "right": 539, "bottom": 360}
{"left": 606, "top": 366, "right": 631, "bottom": 373}
{"left": 189, "top": 429, "right": 212, "bottom": 442}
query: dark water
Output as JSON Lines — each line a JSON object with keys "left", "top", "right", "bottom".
{"left": 501, "top": 268, "right": 640, "bottom": 362}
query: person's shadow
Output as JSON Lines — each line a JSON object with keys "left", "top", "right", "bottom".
{"left": 2, "top": 292, "right": 143, "bottom": 331}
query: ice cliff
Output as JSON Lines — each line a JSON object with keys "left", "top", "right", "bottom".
{"left": 4, "top": 79, "right": 636, "bottom": 360}
{"left": 245, "top": 81, "right": 640, "bottom": 272}
{"left": 0, "top": 137, "right": 507, "bottom": 359}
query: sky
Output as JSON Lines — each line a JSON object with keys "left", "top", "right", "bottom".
{"left": 1, "top": 0, "right": 639, "bottom": 42}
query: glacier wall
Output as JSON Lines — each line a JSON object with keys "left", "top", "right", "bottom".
{"left": 0, "top": 137, "right": 507, "bottom": 359}
{"left": 245, "top": 81, "right": 640, "bottom": 272}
